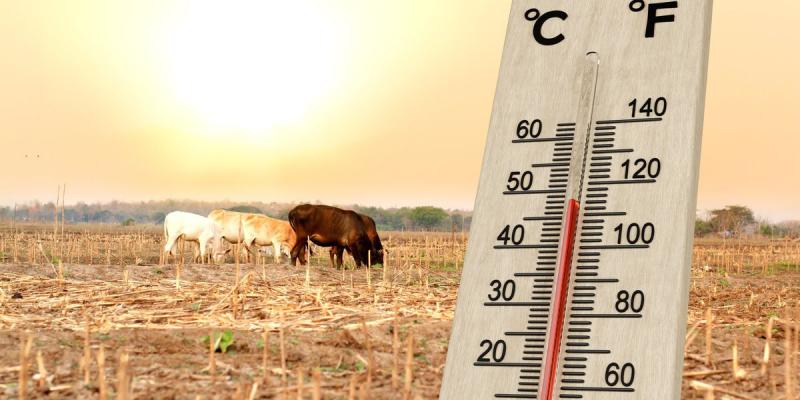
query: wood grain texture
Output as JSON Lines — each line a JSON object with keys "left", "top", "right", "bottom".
{"left": 441, "top": 1, "right": 713, "bottom": 399}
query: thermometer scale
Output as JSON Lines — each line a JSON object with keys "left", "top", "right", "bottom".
{"left": 441, "top": 1, "right": 713, "bottom": 399}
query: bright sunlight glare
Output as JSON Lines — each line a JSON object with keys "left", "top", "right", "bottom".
{"left": 165, "top": 1, "right": 344, "bottom": 135}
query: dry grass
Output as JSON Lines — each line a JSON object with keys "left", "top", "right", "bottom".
{"left": 0, "top": 224, "right": 798, "bottom": 398}
{"left": 685, "top": 239, "right": 800, "bottom": 400}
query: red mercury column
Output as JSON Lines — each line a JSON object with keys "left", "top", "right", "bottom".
{"left": 539, "top": 198, "right": 580, "bottom": 399}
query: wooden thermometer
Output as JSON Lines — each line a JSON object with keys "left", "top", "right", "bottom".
{"left": 441, "top": 1, "right": 713, "bottom": 399}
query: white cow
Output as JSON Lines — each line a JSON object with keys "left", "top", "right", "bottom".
{"left": 163, "top": 211, "right": 226, "bottom": 263}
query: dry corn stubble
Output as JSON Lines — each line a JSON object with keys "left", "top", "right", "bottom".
{"left": 2, "top": 226, "right": 800, "bottom": 398}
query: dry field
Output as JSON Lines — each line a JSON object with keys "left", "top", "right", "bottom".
{"left": 0, "top": 224, "right": 798, "bottom": 399}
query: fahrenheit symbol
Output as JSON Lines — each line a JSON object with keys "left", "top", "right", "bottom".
{"left": 629, "top": 0, "right": 679, "bottom": 38}
{"left": 524, "top": 8, "right": 568, "bottom": 46}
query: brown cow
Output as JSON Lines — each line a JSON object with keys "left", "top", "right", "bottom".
{"left": 329, "top": 214, "right": 384, "bottom": 268}
{"left": 288, "top": 204, "right": 380, "bottom": 267}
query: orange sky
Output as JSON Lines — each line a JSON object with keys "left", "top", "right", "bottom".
{"left": 2, "top": 1, "right": 798, "bottom": 221}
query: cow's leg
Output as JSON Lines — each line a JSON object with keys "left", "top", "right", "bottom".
{"left": 336, "top": 247, "right": 345, "bottom": 268}
{"left": 245, "top": 240, "right": 254, "bottom": 264}
{"left": 290, "top": 244, "right": 299, "bottom": 265}
{"left": 281, "top": 242, "right": 292, "bottom": 261}
{"left": 297, "top": 243, "right": 306, "bottom": 265}
{"left": 290, "top": 240, "right": 302, "bottom": 266}
{"left": 243, "top": 240, "right": 258, "bottom": 265}
{"left": 291, "top": 238, "right": 307, "bottom": 266}
{"left": 196, "top": 239, "right": 206, "bottom": 264}
{"left": 164, "top": 234, "right": 178, "bottom": 257}
{"left": 328, "top": 247, "right": 337, "bottom": 268}
{"left": 244, "top": 242, "right": 255, "bottom": 266}
{"left": 347, "top": 244, "right": 362, "bottom": 268}
{"left": 242, "top": 236, "right": 258, "bottom": 265}
{"left": 271, "top": 240, "right": 282, "bottom": 264}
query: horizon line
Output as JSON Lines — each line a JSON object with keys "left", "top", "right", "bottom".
{"left": 1, "top": 197, "right": 475, "bottom": 213}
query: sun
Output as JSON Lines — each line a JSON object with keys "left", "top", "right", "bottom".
{"left": 164, "top": 1, "right": 344, "bottom": 135}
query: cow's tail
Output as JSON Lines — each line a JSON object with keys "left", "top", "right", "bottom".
{"left": 161, "top": 218, "right": 170, "bottom": 259}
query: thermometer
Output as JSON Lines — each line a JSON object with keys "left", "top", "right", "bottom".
{"left": 441, "top": 1, "right": 713, "bottom": 399}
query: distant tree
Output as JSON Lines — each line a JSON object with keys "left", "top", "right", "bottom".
{"left": 74, "top": 202, "right": 91, "bottom": 223}
{"left": 91, "top": 210, "right": 113, "bottom": 223}
{"left": 272, "top": 206, "right": 295, "bottom": 219}
{"left": 777, "top": 221, "right": 800, "bottom": 238}
{"left": 227, "top": 205, "right": 264, "bottom": 214}
{"left": 695, "top": 218, "right": 713, "bottom": 236}
{"left": 451, "top": 214, "right": 464, "bottom": 231}
{"left": 152, "top": 212, "right": 167, "bottom": 224}
{"left": 709, "top": 205, "right": 755, "bottom": 234}
{"left": 121, "top": 218, "right": 136, "bottom": 226}
{"left": 759, "top": 223, "right": 778, "bottom": 236}
{"left": 409, "top": 206, "right": 448, "bottom": 230}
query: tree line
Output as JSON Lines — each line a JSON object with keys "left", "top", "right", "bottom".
{"left": 0, "top": 200, "right": 472, "bottom": 232}
{"left": 695, "top": 205, "right": 800, "bottom": 238}
{"left": 2, "top": 201, "right": 796, "bottom": 237}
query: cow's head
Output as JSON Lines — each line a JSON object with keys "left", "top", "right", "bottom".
{"left": 210, "top": 228, "right": 230, "bottom": 263}
{"left": 214, "top": 248, "right": 232, "bottom": 263}
{"left": 370, "top": 248, "right": 384, "bottom": 266}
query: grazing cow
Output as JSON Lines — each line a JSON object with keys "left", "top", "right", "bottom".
{"left": 241, "top": 214, "right": 297, "bottom": 263}
{"left": 209, "top": 209, "right": 296, "bottom": 264}
{"left": 329, "top": 214, "right": 384, "bottom": 268}
{"left": 208, "top": 209, "right": 247, "bottom": 245}
{"left": 288, "top": 204, "right": 378, "bottom": 267}
{"left": 163, "top": 211, "right": 226, "bottom": 263}
{"left": 208, "top": 208, "right": 261, "bottom": 262}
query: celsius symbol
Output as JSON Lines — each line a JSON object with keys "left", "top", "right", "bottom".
{"left": 524, "top": 8, "right": 569, "bottom": 46}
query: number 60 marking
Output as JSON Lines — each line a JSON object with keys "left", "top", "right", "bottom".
{"left": 516, "top": 119, "right": 542, "bottom": 139}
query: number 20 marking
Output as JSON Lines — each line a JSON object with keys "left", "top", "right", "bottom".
{"left": 477, "top": 340, "right": 507, "bottom": 363}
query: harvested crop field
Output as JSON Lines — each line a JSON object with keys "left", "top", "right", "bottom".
{"left": 1, "top": 226, "right": 799, "bottom": 399}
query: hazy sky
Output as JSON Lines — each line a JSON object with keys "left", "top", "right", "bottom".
{"left": 2, "top": 1, "right": 798, "bottom": 221}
